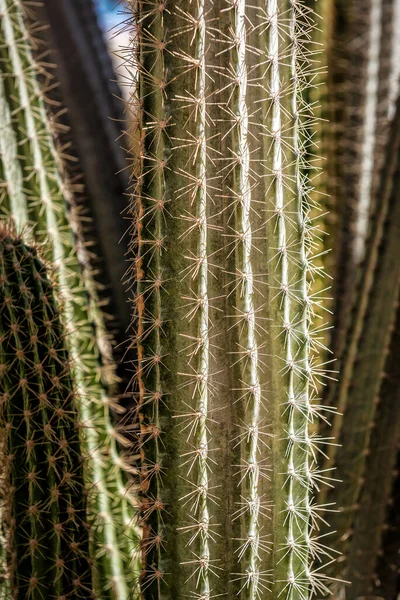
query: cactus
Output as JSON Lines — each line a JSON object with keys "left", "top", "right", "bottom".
{"left": 23, "top": 0, "right": 132, "bottom": 352}
{"left": 370, "top": 296, "right": 400, "bottom": 600}
{"left": 322, "top": 0, "right": 397, "bottom": 364}
{"left": 374, "top": 427, "right": 400, "bottom": 600}
{"left": 348, "top": 294, "right": 400, "bottom": 599}
{"left": 0, "top": 1, "right": 139, "bottom": 597}
{"left": 306, "top": 2, "right": 400, "bottom": 595}
{"left": 127, "top": 0, "right": 335, "bottom": 598}
{"left": 0, "top": 228, "right": 93, "bottom": 599}
{"left": 319, "top": 94, "right": 400, "bottom": 598}
{"left": 305, "top": 3, "right": 400, "bottom": 592}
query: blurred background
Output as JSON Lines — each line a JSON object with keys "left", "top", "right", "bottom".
{"left": 95, "top": 0, "right": 120, "bottom": 27}
{"left": 95, "top": 0, "right": 131, "bottom": 85}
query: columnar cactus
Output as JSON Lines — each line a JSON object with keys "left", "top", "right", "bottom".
{"left": 323, "top": 0, "right": 397, "bottom": 361}
{"left": 320, "top": 95, "right": 400, "bottom": 598}
{"left": 312, "top": 2, "right": 400, "bottom": 595}
{"left": 0, "top": 229, "right": 93, "bottom": 599}
{"left": 128, "top": 0, "right": 333, "bottom": 598}
{"left": 23, "top": 0, "right": 133, "bottom": 348}
{"left": 0, "top": 1, "right": 139, "bottom": 597}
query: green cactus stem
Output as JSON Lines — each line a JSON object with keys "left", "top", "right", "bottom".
{"left": 321, "top": 95, "right": 400, "bottom": 592}
{"left": 23, "top": 0, "right": 133, "bottom": 351}
{"left": 347, "top": 292, "right": 400, "bottom": 599}
{"left": 128, "top": 0, "right": 333, "bottom": 598}
{"left": 373, "top": 440, "right": 400, "bottom": 600}
{"left": 322, "top": 0, "right": 396, "bottom": 366}
{"left": 0, "top": 2, "right": 139, "bottom": 597}
{"left": 0, "top": 229, "right": 93, "bottom": 599}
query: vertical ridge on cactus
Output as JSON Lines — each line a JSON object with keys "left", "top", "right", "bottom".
{"left": 227, "top": 0, "right": 265, "bottom": 595}
{"left": 127, "top": 0, "right": 334, "bottom": 598}
{"left": 348, "top": 292, "right": 400, "bottom": 598}
{"left": 131, "top": 0, "right": 168, "bottom": 593}
{"left": 0, "top": 229, "right": 93, "bottom": 599}
{"left": 179, "top": 0, "right": 213, "bottom": 596}
{"left": 373, "top": 319, "right": 400, "bottom": 600}
{"left": 354, "top": 0, "right": 383, "bottom": 262}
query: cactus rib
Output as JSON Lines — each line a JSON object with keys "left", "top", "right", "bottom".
{"left": 227, "top": 0, "right": 266, "bottom": 595}
{"left": 354, "top": 0, "right": 383, "bottom": 262}
{"left": 348, "top": 292, "right": 400, "bottom": 598}
{"left": 266, "top": 2, "right": 311, "bottom": 597}
{"left": 132, "top": 0, "right": 169, "bottom": 593}
{"left": 181, "top": 0, "right": 212, "bottom": 595}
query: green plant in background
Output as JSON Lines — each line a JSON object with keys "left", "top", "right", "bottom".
{"left": 318, "top": 63, "right": 400, "bottom": 600}
{"left": 0, "top": 228, "right": 93, "bottom": 599}
{"left": 321, "top": 0, "right": 397, "bottom": 359}
{"left": 125, "top": 0, "right": 337, "bottom": 598}
{"left": 0, "top": 1, "right": 139, "bottom": 598}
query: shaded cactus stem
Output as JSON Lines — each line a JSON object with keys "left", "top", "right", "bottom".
{"left": 0, "top": 229, "right": 93, "bottom": 599}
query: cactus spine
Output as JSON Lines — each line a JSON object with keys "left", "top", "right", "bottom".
{"left": 129, "top": 0, "right": 333, "bottom": 597}
{"left": 0, "top": 2, "right": 139, "bottom": 597}
{"left": 0, "top": 230, "right": 93, "bottom": 599}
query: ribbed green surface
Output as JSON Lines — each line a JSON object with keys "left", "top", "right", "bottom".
{"left": 129, "top": 0, "right": 331, "bottom": 598}
{"left": 321, "top": 95, "right": 400, "bottom": 598}
{"left": 0, "top": 2, "right": 139, "bottom": 597}
{"left": 0, "top": 232, "right": 92, "bottom": 599}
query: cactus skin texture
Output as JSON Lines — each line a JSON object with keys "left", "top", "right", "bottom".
{"left": 127, "top": 0, "right": 334, "bottom": 598}
{"left": 0, "top": 2, "right": 140, "bottom": 598}
{"left": 0, "top": 229, "right": 93, "bottom": 599}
